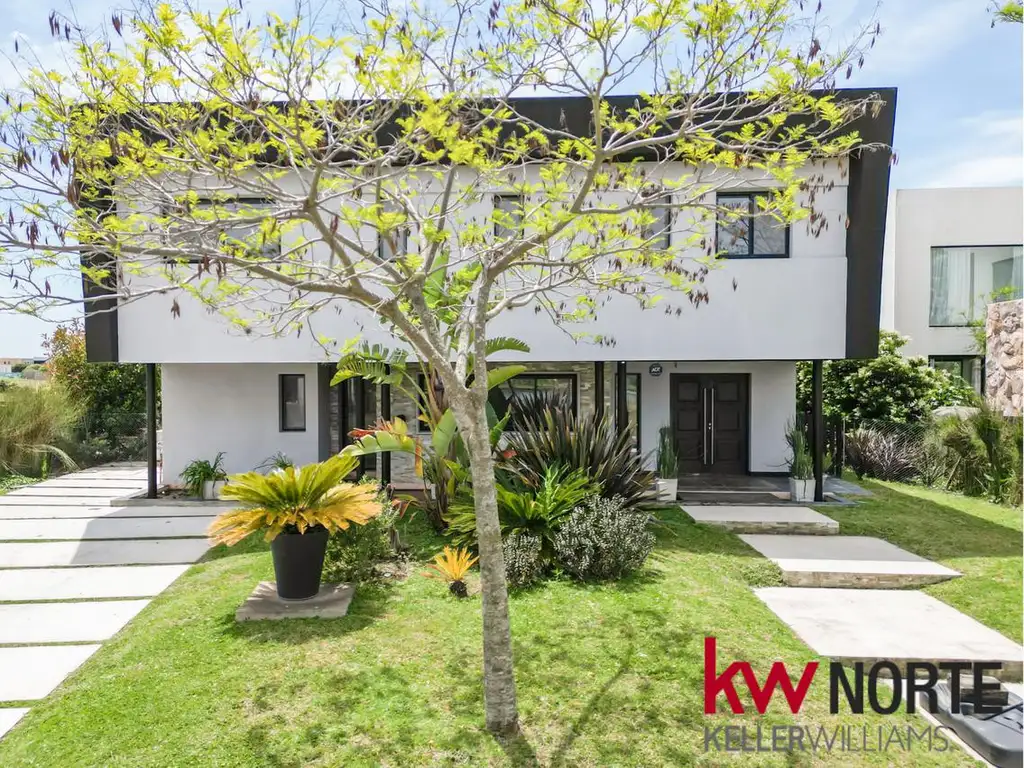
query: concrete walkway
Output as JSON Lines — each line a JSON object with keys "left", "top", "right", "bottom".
{"left": 0, "top": 466, "right": 214, "bottom": 740}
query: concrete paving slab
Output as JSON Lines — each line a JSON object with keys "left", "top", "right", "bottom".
{"left": 682, "top": 505, "right": 839, "bottom": 535}
{"left": 5, "top": 486, "right": 136, "bottom": 498}
{"left": 0, "top": 708, "right": 29, "bottom": 739}
{"left": 739, "top": 534, "right": 960, "bottom": 587}
{"left": 236, "top": 582, "right": 355, "bottom": 621}
{"left": 0, "top": 644, "right": 101, "bottom": 701}
{"left": 0, "top": 565, "right": 189, "bottom": 601}
{"left": 32, "top": 478, "right": 149, "bottom": 489}
{"left": 0, "top": 504, "right": 223, "bottom": 519}
{"left": 0, "top": 600, "right": 149, "bottom": 644}
{"left": 756, "top": 588, "right": 1024, "bottom": 680}
{"left": 0, "top": 496, "right": 123, "bottom": 506}
{"left": 0, "top": 516, "right": 215, "bottom": 541}
{"left": 0, "top": 538, "right": 210, "bottom": 568}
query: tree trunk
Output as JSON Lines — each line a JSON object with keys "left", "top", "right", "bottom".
{"left": 449, "top": 391, "right": 520, "bottom": 735}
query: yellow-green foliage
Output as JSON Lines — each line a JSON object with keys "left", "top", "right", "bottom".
{"left": 0, "top": 384, "right": 82, "bottom": 475}
{"left": 425, "top": 545, "right": 478, "bottom": 584}
{"left": 208, "top": 454, "right": 381, "bottom": 545}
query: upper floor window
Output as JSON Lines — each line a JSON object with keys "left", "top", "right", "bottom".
{"left": 494, "top": 195, "right": 524, "bottom": 239}
{"left": 643, "top": 201, "right": 672, "bottom": 251}
{"left": 929, "top": 245, "right": 1023, "bottom": 327}
{"left": 377, "top": 202, "right": 409, "bottom": 261}
{"left": 167, "top": 198, "right": 279, "bottom": 263}
{"left": 716, "top": 192, "right": 789, "bottom": 258}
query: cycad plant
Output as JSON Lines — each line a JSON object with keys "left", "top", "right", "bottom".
{"left": 207, "top": 453, "right": 381, "bottom": 545}
{"left": 425, "top": 546, "right": 478, "bottom": 598}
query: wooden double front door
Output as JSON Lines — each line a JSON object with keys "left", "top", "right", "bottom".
{"left": 670, "top": 374, "right": 749, "bottom": 475}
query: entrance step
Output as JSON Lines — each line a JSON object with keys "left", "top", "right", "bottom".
{"left": 738, "top": 534, "right": 960, "bottom": 588}
{"left": 756, "top": 588, "right": 1024, "bottom": 681}
{"left": 682, "top": 505, "right": 838, "bottom": 535}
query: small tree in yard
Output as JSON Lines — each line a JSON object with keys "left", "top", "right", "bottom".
{"left": 0, "top": 0, "right": 888, "bottom": 734}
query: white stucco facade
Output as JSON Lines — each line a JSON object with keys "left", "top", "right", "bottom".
{"left": 888, "top": 187, "right": 1024, "bottom": 359}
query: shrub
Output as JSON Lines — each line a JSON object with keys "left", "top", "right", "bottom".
{"left": 444, "top": 465, "right": 597, "bottom": 554}
{"left": 797, "top": 331, "right": 976, "bottom": 426}
{"left": 504, "top": 405, "right": 655, "bottom": 508}
{"left": 553, "top": 496, "right": 655, "bottom": 581}
{"left": 937, "top": 406, "right": 1022, "bottom": 503}
{"left": 323, "top": 481, "right": 399, "bottom": 583}
{"left": 785, "top": 420, "right": 813, "bottom": 479}
{"left": 502, "top": 532, "right": 543, "bottom": 588}
{"left": 0, "top": 384, "right": 81, "bottom": 476}
{"left": 844, "top": 425, "right": 921, "bottom": 482}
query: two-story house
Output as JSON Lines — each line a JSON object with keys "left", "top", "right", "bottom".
{"left": 81, "top": 90, "right": 897, "bottom": 495}
{"left": 884, "top": 186, "right": 1023, "bottom": 391}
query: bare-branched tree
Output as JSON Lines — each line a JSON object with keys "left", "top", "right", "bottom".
{"left": 0, "top": 0, "right": 890, "bottom": 733}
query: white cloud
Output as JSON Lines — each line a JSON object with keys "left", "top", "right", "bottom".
{"left": 922, "top": 109, "right": 1023, "bottom": 188}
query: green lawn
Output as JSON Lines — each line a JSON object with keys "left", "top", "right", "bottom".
{"left": 820, "top": 480, "right": 1022, "bottom": 642}
{"left": 0, "top": 508, "right": 979, "bottom": 767}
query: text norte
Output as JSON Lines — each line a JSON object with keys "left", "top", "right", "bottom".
{"left": 703, "top": 637, "right": 1005, "bottom": 716}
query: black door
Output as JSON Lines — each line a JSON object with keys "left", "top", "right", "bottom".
{"left": 670, "top": 374, "right": 748, "bottom": 475}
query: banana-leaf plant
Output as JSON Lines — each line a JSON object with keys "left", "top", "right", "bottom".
{"left": 334, "top": 339, "right": 526, "bottom": 531}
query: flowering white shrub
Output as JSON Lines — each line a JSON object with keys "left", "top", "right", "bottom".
{"left": 502, "top": 531, "right": 543, "bottom": 588}
{"left": 553, "top": 496, "right": 654, "bottom": 580}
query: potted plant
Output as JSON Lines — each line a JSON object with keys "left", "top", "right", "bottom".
{"left": 656, "top": 426, "right": 679, "bottom": 501}
{"left": 786, "top": 422, "right": 815, "bottom": 502}
{"left": 180, "top": 452, "right": 228, "bottom": 499}
{"left": 207, "top": 454, "right": 380, "bottom": 600}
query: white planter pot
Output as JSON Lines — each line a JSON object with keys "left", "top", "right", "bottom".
{"left": 203, "top": 480, "right": 227, "bottom": 500}
{"left": 789, "top": 477, "right": 816, "bottom": 503}
{"left": 656, "top": 478, "right": 678, "bottom": 502}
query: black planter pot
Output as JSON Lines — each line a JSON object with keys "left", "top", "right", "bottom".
{"left": 270, "top": 527, "right": 329, "bottom": 600}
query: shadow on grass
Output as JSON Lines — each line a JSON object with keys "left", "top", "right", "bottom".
{"left": 201, "top": 534, "right": 271, "bottom": 562}
{"left": 825, "top": 480, "right": 1022, "bottom": 559}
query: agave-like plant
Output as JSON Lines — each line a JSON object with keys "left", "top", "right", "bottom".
{"left": 207, "top": 453, "right": 381, "bottom": 546}
{"left": 425, "top": 545, "right": 478, "bottom": 598}
{"left": 504, "top": 406, "right": 655, "bottom": 508}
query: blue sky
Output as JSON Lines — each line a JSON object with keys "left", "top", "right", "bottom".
{"left": 0, "top": 0, "right": 1021, "bottom": 357}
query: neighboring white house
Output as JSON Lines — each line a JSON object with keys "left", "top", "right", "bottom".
{"left": 82, "top": 91, "right": 897, "bottom": 485}
{"left": 884, "top": 187, "right": 1024, "bottom": 391}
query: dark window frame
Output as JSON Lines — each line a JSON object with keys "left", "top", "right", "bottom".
{"left": 928, "top": 244, "right": 1023, "bottom": 328}
{"left": 643, "top": 200, "right": 672, "bottom": 251}
{"left": 715, "top": 192, "right": 790, "bottom": 259}
{"left": 164, "top": 196, "right": 279, "bottom": 264}
{"left": 488, "top": 372, "right": 578, "bottom": 429}
{"left": 614, "top": 371, "right": 642, "bottom": 452}
{"left": 279, "top": 373, "right": 307, "bottom": 432}
{"left": 928, "top": 355, "right": 984, "bottom": 392}
{"left": 377, "top": 202, "right": 410, "bottom": 261}
{"left": 493, "top": 194, "right": 525, "bottom": 239}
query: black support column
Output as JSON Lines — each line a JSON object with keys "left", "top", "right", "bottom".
{"left": 594, "top": 362, "right": 605, "bottom": 420}
{"left": 380, "top": 366, "right": 392, "bottom": 485}
{"left": 811, "top": 359, "right": 825, "bottom": 502}
{"left": 145, "top": 363, "right": 158, "bottom": 499}
{"left": 615, "top": 362, "right": 628, "bottom": 433}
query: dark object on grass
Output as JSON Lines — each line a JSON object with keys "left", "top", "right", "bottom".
{"left": 271, "top": 527, "right": 329, "bottom": 600}
{"left": 918, "top": 682, "right": 1022, "bottom": 768}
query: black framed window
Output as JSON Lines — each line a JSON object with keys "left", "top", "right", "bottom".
{"left": 716, "top": 192, "right": 789, "bottom": 258}
{"left": 165, "top": 197, "right": 279, "bottom": 263}
{"left": 279, "top": 374, "right": 306, "bottom": 432}
{"left": 614, "top": 372, "right": 641, "bottom": 451}
{"left": 377, "top": 202, "right": 409, "bottom": 261}
{"left": 487, "top": 373, "right": 577, "bottom": 429}
{"left": 494, "top": 195, "right": 524, "bottom": 239}
{"left": 929, "top": 245, "right": 1022, "bottom": 327}
{"left": 643, "top": 201, "right": 672, "bottom": 251}
{"left": 929, "top": 356, "right": 983, "bottom": 393}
